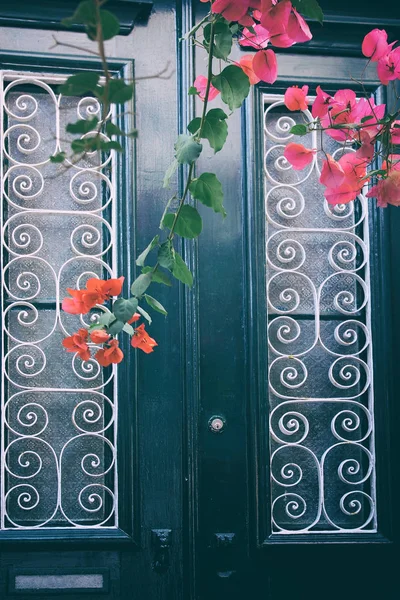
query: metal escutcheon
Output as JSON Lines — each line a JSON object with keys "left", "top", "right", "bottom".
{"left": 208, "top": 416, "right": 226, "bottom": 433}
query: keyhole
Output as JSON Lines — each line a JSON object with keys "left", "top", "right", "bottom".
{"left": 209, "top": 416, "right": 226, "bottom": 433}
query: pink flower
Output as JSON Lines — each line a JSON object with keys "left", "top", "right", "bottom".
{"left": 260, "top": 0, "right": 312, "bottom": 48}
{"left": 237, "top": 55, "right": 261, "bottom": 85}
{"left": 312, "top": 86, "right": 333, "bottom": 119}
{"left": 252, "top": 49, "right": 278, "bottom": 84}
{"left": 390, "top": 121, "right": 400, "bottom": 145}
{"left": 193, "top": 76, "right": 220, "bottom": 101}
{"left": 319, "top": 155, "right": 345, "bottom": 187}
{"left": 286, "top": 8, "right": 312, "bottom": 44}
{"left": 283, "top": 143, "right": 316, "bottom": 170}
{"left": 211, "top": 0, "right": 250, "bottom": 21}
{"left": 284, "top": 85, "right": 309, "bottom": 111}
{"left": 354, "top": 130, "right": 375, "bottom": 162}
{"left": 366, "top": 170, "right": 400, "bottom": 207}
{"left": 377, "top": 47, "right": 400, "bottom": 85}
{"left": 324, "top": 152, "right": 367, "bottom": 205}
{"left": 239, "top": 24, "right": 270, "bottom": 49}
{"left": 362, "top": 29, "right": 393, "bottom": 62}
{"left": 320, "top": 89, "right": 358, "bottom": 141}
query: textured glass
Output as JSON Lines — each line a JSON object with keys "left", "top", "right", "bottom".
{"left": 264, "top": 96, "right": 376, "bottom": 533}
{"left": 15, "top": 574, "right": 104, "bottom": 590}
{"left": 1, "top": 73, "right": 118, "bottom": 528}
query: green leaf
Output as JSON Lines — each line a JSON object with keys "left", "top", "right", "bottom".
{"left": 204, "top": 20, "right": 233, "bottom": 61}
{"left": 137, "top": 305, "right": 152, "bottom": 324}
{"left": 59, "top": 72, "right": 100, "bottom": 96}
{"left": 66, "top": 117, "right": 99, "bottom": 134}
{"left": 174, "top": 134, "right": 202, "bottom": 164}
{"left": 131, "top": 272, "right": 152, "bottom": 297}
{"left": 290, "top": 124, "right": 308, "bottom": 136}
{"left": 163, "top": 205, "right": 202, "bottom": 239}
{"left": 360, "top": 115, "right": 374, "bottom": 123}
{"left": 291, "top": 0, "right": 324, "bottom": 24}
{"left": 105, "top": 121, "right": 125, "bottom": 136}
{"left": 50, "top": 152, "right": 66, "bottom": 163}
{"left": 142, "top": 266, "right": 172, "bottom": 286}
{"left": 136, "top": 235, "right": 160, "bottom": 267}
{"left": 172, "top": 252, "right": 193, "bottom": 287}
{"left": 189, "top": 173, "right": 226, "bottom": 217}
{"left": 112, "top": 297, "right": 138, "bottom": 322}
{"left": 97, "top": 312, "right": 115, "bottom": 327}
{"left": 62, "top": 0, "right": 96, "bottom": 27}
{"left": 99, "top": 9, "right": 120, "bottom": 40}
{"left": 107, "top": 79, "right": 134, "bottom": 104}
{"left": 163, "top": 159, "right": 179, "bottom": 188}
{"left": 212, "top": 65, "right": 250, "bottom": 112}
{"left": 187, "top": 108, "right": 228, "bottom": 153}
{"left": 158, "top": 240, "right": 175, "bottom": 270}
{"left": 144, "top": 294, "right": 167, "bottom": 316}
{"left": 108, "top": 319, "right": 125, "bottom": 335}
{"left": 123, "top": 323, "right": 134, "bottom": 335}
{"left": 71, "top": 137, "right": 123, "bottom": 153}
{"left": 188, "top": 86, "right": 200, "bottom": 96}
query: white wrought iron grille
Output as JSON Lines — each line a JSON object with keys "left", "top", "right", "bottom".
{"left": 263, "top": 94, "right": 376, "bottom": 534}
{"left": 0, "top": 71, "right": 119, "bottom": 529}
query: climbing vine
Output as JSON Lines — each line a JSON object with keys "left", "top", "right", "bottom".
{"left": 58, "top": 0, "right": 400, "bottom": 365}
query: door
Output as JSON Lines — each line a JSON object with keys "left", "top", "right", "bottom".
{"left": 0, "top": 0, "right": 399, "bottom": 599}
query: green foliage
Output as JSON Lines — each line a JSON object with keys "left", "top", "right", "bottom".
{"left": 163, "top": 205, "right": 203, "bottom": 239}
{"left": 59, "top": 72, "right": 100, "bottom": 96}
{"left": 189, "top": 173, "right": 226, "bottom": 217}
{"left": 137, "top": 305, "right": 152, "bottom": 324}
{"left": 188, "top": 86, "right": 200, "bottom": 96}
{"left": 106, "top": 79, "right": 134, "bottom": 104}
{"left": 62, "top": 0, "right": 120, "bottom": 40}
{"left": 290, "top": 124, "right": 308, "bottom": 135}
{"left": 66, "top": 117, "right": 99, "bottom": 134}
{"left": 136, "top": 235, "right": 160, "bottom": 267}
{"left": 71, "top": 137, "right": 123, "bottom": 154}
{"left": 291, "top": 0, "right": 323, "bottom": 24}
{"left": 131, "top": 272, "right": 153, "bottom": 297}
{"left": 113, "top": 297, "right": 138, "bottom": 322}
{"left": 158, "top": 240, "right": 175, "bottom": 270}
{"left": 174, "top": 134, "right": 203, "bottom": 164}
{"left": 204, "top": 20, "right": 233, "bottom": 61}
{"left": 172, "top": 252, "right": 193, "bottom": 287}
{"left": 188, "top": 108, "right": 228, "bottom": 153}
{"left": 108, "top": 319, "right": 125, "bottom": 335}
{"left": 50, "top": 152, "right": 66, "bottom": 163}
{"left": 97, "top": 312, "right": 115, "bottom": 327}
{"left": 142, "top": 266, "right": 172, "bottom": 286}
{"left": 144, "top": 294, "right": 168, "bottom": 316}
{"left": 212, "top": 65, "right": 250, "bottom": 111}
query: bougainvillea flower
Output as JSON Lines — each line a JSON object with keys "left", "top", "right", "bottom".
{"left": 390, "top": 121, "right": 400, "bottom": 144}
{"left": 95, "top": 340, "right": 124, "bottom": 367}
{"left": 90, "top": 329, "right": 111, "bottom": 344}
{"left": 366, "top": 170, "right": 400, "bottom": 207}
{"left": 252, "top": 49, "right": 278, "bottom": 84}
{"left": 211, "top": 0, "right": 250, "bottom": 22}
{"left": 284, "top": 85, "right": 309, "bottom": 111}
{"left": 377, "top": 47, "right": 400, "bottom": 85}
{"left": 320, "top": 89, "right": 358, "bottom": 141}
{"left": 324, "top": 152, "right": 367, "bottom": 205}
{"left": 239, "top": 24, "right": 270, "bottom": 49}
{"left": 260, "top": 0, "right": 292, "bottom": 37}
{"left": 260, "top": 0, "right": 312, "bottom": 48}
{"left": 312, "top": 86, "right": 333, "bottom": 119}
{"left": 355, "top": 130, "right": 375, "bottom": 161}
{"left": 286, "top": 8, "right": 312, "bottom": 44}
{"left": 237, "top": 55, "right": 261, "bottom": 85}
{"left": 382, "top": 155, "right": 400, "bottom": 172}
{"left": 193, "top": 75, "right": 220, "bottom": 101}
{"left": 127, "top": 312, "right": 141, "bottom": 324}
{"left": 131, "top": 323, "right": 158, "bottom": 354}
{"left": 283, "top": 143, "right": 316, "bottom": 170}
{"left": 62, "top": 288, "right": 88, "bottom": 314}
{"left": 362, "top": 29, "right": 393, "bottom": 62}
{"left": 319, "top": 155, "right": 345, "bottom": 187}
{"left": 84, "top": 276, "right": 124, "bottom": 306}
{"left": 62, "top": 328, "right": 90, "bottom": 361}
{"left": 351, "top": 98, "right": 385, "bottom": 139}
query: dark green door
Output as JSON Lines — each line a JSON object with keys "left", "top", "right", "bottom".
{"left": 0, "top": 1, "right": 399, "bottom": 599}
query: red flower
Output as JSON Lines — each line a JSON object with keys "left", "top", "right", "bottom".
{"left": 237, "top": 55, "right": 261, "bottom": 85}
{"left": 131, "top": 323, "right": 158, "bottom": 354}
{"left": 62, "top": 276, "right": 124, "bottom": 315}
{"left": 90, "top": 329, "right": 111, "bottom": 344}
{"left": 62, "top": 328, "right": 91, "bottom": 361}
{"left": 95, "top": 340, "right": 124, "bottom": 367}
{"left": 62, "top": 289, "right": 87, "bottom": 314}
{"left": 127, "top": 312, "right": 141, "bottom": 324}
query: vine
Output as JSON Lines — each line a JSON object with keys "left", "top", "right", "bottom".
{"left": 57, "top": 0, "right": 400, "bottom": 365}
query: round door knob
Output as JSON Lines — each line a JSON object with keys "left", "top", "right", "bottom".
{"left": 208, "top": 416, "right": 226, "bottom": 433}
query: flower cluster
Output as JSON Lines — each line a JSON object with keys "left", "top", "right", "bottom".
{"left": 62, "top": 278, "right": 157, "bottom": 366}
{"left": 282, "top": 29, "right": 400, "bottom": 207}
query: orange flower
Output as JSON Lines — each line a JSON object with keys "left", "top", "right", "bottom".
{"left": 95, "top": 340, "right": 124, "bottom": 367}
{"left": 62, "top": 276, "right": 124, "bottom": 315}
{"left": 90, "top": 329, "right": 111, "bottom": 344}
{"left": 131, "top": 323, "right": 157, "bottom": 354}
{"left": 127, "top": 312, "right": 141, "bottom": 324}
{"left": 62, "top": 328, "right": 91, "bottom": 361}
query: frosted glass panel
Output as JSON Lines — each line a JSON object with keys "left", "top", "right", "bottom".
{"left": 264, "top": 95, "right": 376, "bottom": 533}
{"left": 1, "top": 72, "right": 118, "bottom": 529}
